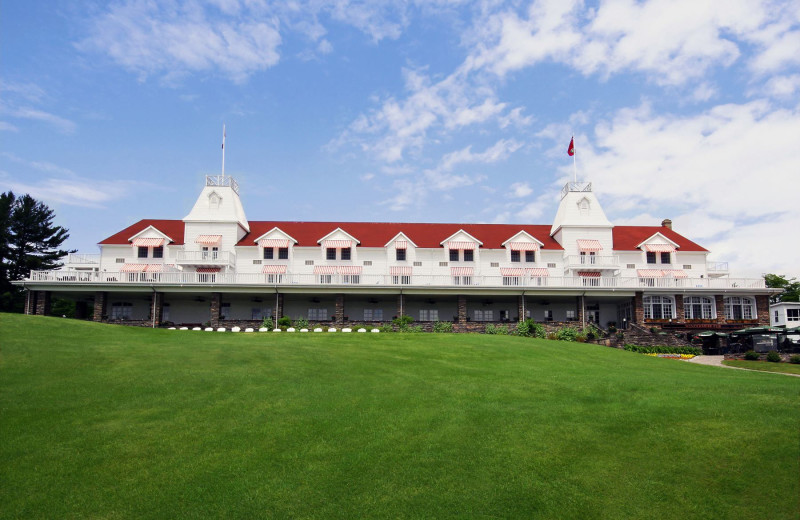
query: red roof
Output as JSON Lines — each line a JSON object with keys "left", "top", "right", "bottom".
{"left": 98, "top": 219, "right": 186, "bottom": 246}
{"left": 238, "top": 222, "right": 563, "bottom": 249}
{"left": 99, "top": 220, "right": 707, "bottom": 252}
{"left": 612, "top": 226, "right": 707, "bottom": 252}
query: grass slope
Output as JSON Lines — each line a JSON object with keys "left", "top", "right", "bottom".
{"left": 722, "top": 359, "right": 800, "bottom": 375}
{"left": 1, "top": 314, "right": 798, "bottom": 519}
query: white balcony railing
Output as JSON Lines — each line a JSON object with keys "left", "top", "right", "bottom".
{"left": 707, "top": 262, "right": 729, "bottom": 272}
{"left": 175, "top": 250, "right": 236, "bottom": 266}
{"left": 564, "top": 255, "right": 620, "bottom": 268}
{"left": 25, "top": 270, "right": 767, "bottom": 290}
{"left": 65, "top": 253, "right": 101, "bottom": 265}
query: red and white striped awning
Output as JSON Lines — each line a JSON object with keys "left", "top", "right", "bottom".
{"left": 196, "top": 235, "right": 222, "bottom": 246}
{"left": 120, "top": 263, "right": 147, "bottom": 272}
{"left": 258, "top": 239, "right": 290, "bottom": 248}
{"left": 394, "top": 240, "right": 408, "bottom": 249}
{"left": 446, "top": 241, "right": 477, "bottom": 250}
{"left": 390, "top": 266, "right": 412, "bottom": 275}
{"left": 527, "top": 268, "right": 550, "bottom": 277}
{"left": 451, "top": 267, "right": 474, "bottom": 276}
{"left": 507, "top": 242, "right": 540, "bottom": 251}
{"left": 637, "top": 269, "right": 665, "bottom": 277}
{"left": 663, "top": 269, "right": 688, "bottom": 278}
{"left": 131, "top": 237, "right": 165, "bottom": 248}
{"left": 577, "top": 239, "right": 603, "bottom": 252}
{"left": 144, "top": 264, "right": 163, "bottom": 273}
{"left": 642, "top": 243, "right": 676, "bottom": 253}
{"left": 578, "top": 271, "right": 601, "bottom": 277}
{"left": 338, "top": 266, "right": 363, "bottom": 275}
{"left": 313, "top": 266, "right": 338, "bottom": 274}
{"left": 262, "top": 265, "right": 287, "bottom": 274}
{"left": 322, "top": 240, "right": 353, "bottom": 249}
{"left": 196, "top": 267, "right": 220, "bottom": 273}
{"left": 500, "top": 268, "right": 525, "bottom": 276}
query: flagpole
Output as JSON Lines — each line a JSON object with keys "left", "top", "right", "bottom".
{"left": 221, "top": 124, "right": 226, "bottom": 181}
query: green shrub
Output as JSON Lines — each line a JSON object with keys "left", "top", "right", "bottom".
{"left": 432, "top": 321, "right": 453, "bottom": 333}
{"left": 294, "top": 317, "right": 310, "bottom": 330}
{"left": 744, "top": 350, "right": 760, "bottom": 361}
{"left": 485, "top": 324, "right": 508, "bottom": 335}
{"left": 392, "top": 315, "right": 417, "bottom": 333}
{"left": 515, "top": 319, "right": 545, "bottom": 338}
{"left": 277, "top": 316, "right": 292, "bottom": 328}
{"left": 261, "top": 317, "right": 272, "bottom": 329}
{"left": 555, "top": 327, "right": 579, "bottom": 342}
{"left": 789, "top": 355, "right": 800, "bottom": 365}
{"left": 546, "top": 332, "right": 558, "bottom": 340}
{"left": 378, "top": 324, "right": 394, "bottom": 333}
{"left": 574, "top": 333, "right": 587, "bottom": 343}
{"left": 766, "top": 351, "right": 782, "bottom": 363}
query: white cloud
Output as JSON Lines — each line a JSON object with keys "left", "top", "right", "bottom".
{"left": 1, "top": 175, "right": 138, "bottom": 209}
{"left": 0, "top": 82, "right": 77, "bottom": 134}
{"left": 0, "top": 122, "right": 19, "bottom": 132}
{"left": 509, "top": 182, "right": 532, "bottom": 198}
{"left": 763, "top": 74, "right": 800, "bottom": 98}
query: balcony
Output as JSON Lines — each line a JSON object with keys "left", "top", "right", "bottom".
{"left": 64, "top": 253, "right": 101, "bottom": 267}
{"left": 24, "top": 270, "right": 767, "bottom": 290}
{"left": 564, "top": 255, "right": 619, "bottom": 269}
{"left": 175, "top": 250, "right": 236, "bottom": 267}
{"left": 707, "top": 262, "right": 729, "bottom": 277}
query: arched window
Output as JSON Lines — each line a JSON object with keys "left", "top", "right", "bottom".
{"left": 643, "top": 295, "right": 674, "bottom": 320}
{"left": 684, "top": 296, "right": 715, "bottom": 320}
{"left": 724, "top": 296, "right": 755, "bottom": 320}
{"left": 577, "top": 198, "right": 590, "bottom": 216}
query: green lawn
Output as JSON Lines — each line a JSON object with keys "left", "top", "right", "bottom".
{"left": 723, "top": 359, "right": 800, "bottom": 375}
{"left": 1, "top": 313, "right": 798, "bottom": 519}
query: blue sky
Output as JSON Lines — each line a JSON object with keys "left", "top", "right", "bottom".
{"left": 1, "top": 0, "right": 798, "bottom": 278}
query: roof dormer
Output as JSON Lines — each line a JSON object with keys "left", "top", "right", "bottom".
{"left": 184, "top": 175, "right": 250, "bottom": 233}
{"left": 550, "top": 182, "right": 612, "bottom": 236}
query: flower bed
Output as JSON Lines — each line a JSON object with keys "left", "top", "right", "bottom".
{"left": 644, "top": 353, "right": 696, "bottom": 360}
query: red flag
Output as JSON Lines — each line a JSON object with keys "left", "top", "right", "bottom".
{"left": 567, "top": 137, "right": 575, "bottom": 156}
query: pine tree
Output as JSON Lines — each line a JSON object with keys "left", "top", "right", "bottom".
{"left": 0, "top": 192, "right": 74, "bottom": 311}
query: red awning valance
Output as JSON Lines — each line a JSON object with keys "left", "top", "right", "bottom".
{"left": 313, "top": 266, "right": 337, "bottom": 274}
{"left": 144, "top": 264, "right": 163, "bottom": 273}
{"left": 527, "top": 268, "right": 550, "bottom": 277}
{"left": 262, "top": 265, "right": 287, "bottom": 274}
{"left": 451, "top": 267, "right": 474, "bottom": 276}
{"left": 258, "top": 239, "right": 290, "bottom": 248}
{"left": 643, "top": 243, "right": 676, "bottom": 253}
{"left": 507, "top": 242, "right": 540, "bottom": 251}
{"left": 578, "top": 271, "right": 601, "bottom": 277}
{"left": 322, "top": 240, "right": 353, "bottom": 249}
{"left": 390, "top": 266, "right": 412, "bottom": 275}
{"left": 394, "top": 240, "right": 408, "bottom": 249}
{"left": 446, "top": 241, "right": 477, "bottom": 250}
{"left": 131, "top": 238, "right": 165, "bottom": 247}
{"left": 577, "top": 239, "right": 603, "bottom": 252}
{"left": 637, "top": 269, "right": 665, "bottom": 277}
{"left": 500, "top": 268, "right": 525, "bottom": 276}
{"left": 663, "top": 269, "right": 688, "bottom": 278}
{"left": 196, "top": 267, "right": 220, "bottom": 273}
{"left": 338, "top": 266, "right": 362, "bottom": 275}
{"left": 196, "top": 235, "right": 222, "bottom": 246}
{"left": 120, "top": 264, "right": 147, "bottom": 272}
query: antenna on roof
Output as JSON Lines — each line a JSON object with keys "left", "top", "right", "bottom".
{"left": 221, "top": 124, "right": 226, "bottom": 180}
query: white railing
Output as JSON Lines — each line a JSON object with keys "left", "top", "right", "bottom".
{"left": 564, "top": 255, "right": 619, "bottom": 268}
{"left": 175, "top": 250, "right": 236, "bottom": 265}
{"left": 65, "top": 253, "right": 101, "bottom": 265}
{"left": 206, "top": 175, "right": 239, "bottom": 195}
{"left": 707, "top": 262, "right": 729, "bottom": 272}
{"left": 560, "top": 182, "right": 592, "bottom": 198}
{"left": 25, "top": 270, "right": 767, "bottom": 289}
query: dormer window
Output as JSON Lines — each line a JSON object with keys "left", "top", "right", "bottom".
{"left": 463, "top": 250, "right": 474, "bottom": 262}
{"left": 326, "top": 248, "right": 337, "bottom": 260}
{"left": 578, "top": 197, "right": 590, "bottom": 216}
{"left": 341, "top": 247, "right": 352, "bottom": 260}
{"left": 647, "top": 252, "right": 657, "bottom": 264}
{"left": 208, "top": 192, "right": 221, "bottom": 210}
{"left": 449, "top": 249, "right": 459, "bottom": 262}
{"left": 153, "top": 246, "right": 164, "bottom": 259}
{"left": 137, "top": 247, "right": 148, "bottom": 258}
{"left": 396, "top": 248, "right": 406, "bottom": 261}
{"left": 511, "top": 250, "right": 520, "bottom": 262}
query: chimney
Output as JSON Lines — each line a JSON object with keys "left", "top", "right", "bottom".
{"left": 661, "top": 218, "right": 673, "bottom": 230}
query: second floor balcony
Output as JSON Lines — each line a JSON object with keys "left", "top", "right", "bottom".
{"left": 565, "top": 254, "right": 619, "bottom": 269}
{"left": 175, "top": 250, "right": 236, "bottom": 267}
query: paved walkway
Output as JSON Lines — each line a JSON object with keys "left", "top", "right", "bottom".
{"left": 687, "top": 355, "right": 800, "bottom": 377}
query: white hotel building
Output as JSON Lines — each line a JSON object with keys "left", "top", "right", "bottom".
{"left": 21, "top": 175, "right": 773, "bottom": 331}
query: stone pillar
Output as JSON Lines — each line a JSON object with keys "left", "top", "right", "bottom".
{"left": 457, "top": 295, "right": 467, "bottom": 324}
{"left": 152, "top": 292, "right": 164, "bottom": 327}
{"left": 755, "top": 295, "right": 770, "bottom": 326}
{"left": 93, "top": 291, "right": 108, "bottom": 322}
{"left": 274, "top": 293, "right": 284, "bottom": 319}
{"left": 518, "top": 295, "right": 526, "bottom": 322}
{"left": 210, "top": 292, "right": 222, "bottom": 327}
{"left": 396, "top": 294, "right": 405, "bottom": 318}
{"left": 335, "top": 294, "right": 345, "bottom": 324}
{"left": 674, "top": 294, "right": 684, "bottom": 322}
{"left": 35, "top": 291, "right": 51, "bottom": 316}
{"left": 577, "top": 296, "right": 585, "bottom": 326}
{"left": 714, "top": 294, "right": 726, "bottom": 324}
{"left": 633, "top": 292, "right": 644, "bottom": 324}
{"left": 75, "top": 301, "right": 88, "bottom": 320}
{"left": 24, "top": 291, "right": 37, "bottom": 315}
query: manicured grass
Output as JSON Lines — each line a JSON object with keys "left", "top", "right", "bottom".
{"left": 1, "top": 313, "right": 799, "bottom": 519}
{"left": 723, "top": 359, "right": 800, "bottom": 375}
